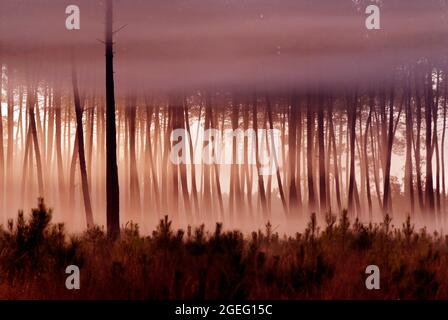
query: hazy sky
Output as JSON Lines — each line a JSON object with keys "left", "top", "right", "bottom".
{"left": 1, "top": 0, "right": 448, "bottom": 93}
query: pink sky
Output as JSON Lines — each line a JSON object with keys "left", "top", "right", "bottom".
{"left": 0, "top": 0, "right": 447, "bottom": 93}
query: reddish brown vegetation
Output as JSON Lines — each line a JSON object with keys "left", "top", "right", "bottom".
{"left": 1, "top": 200, "right": 448, "bottom": 300}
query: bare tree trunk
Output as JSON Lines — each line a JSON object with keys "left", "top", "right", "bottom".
{"left": 54, "top": 89, "right": 66, "bottom": 205}
{"left": 425, "top": 72, "right": 435, "bottom": 215}
{"left": 405, "top": 84, "right": 415, "bottom": 216}
{"left": 306, "top": 95, "right": 316, "bottom": 213}
{"left": 242, "top": 102, "right": 253, "bottom": 215}
{"left": 210, "top": 104, "right": 225, "bottom": 221}
{"left": 46, "top": 93, "right": 55, "bottom": 170}
{"left": 184, "top": 102, "right": 199, "bottom": 220}
{"left": 0, "top": 62, "right": 7, "bottom": 219}
{"left": 144, "top": 102, "right": 160, "bottom": 215}
{"left": 289, "top": 95, "right": 298, "bottom": 212}
{"left": 86, "top": 104, "right": 94, "bottom": 192}
{"left": 296, "top": 105, "right": 303, "bottom": 211}
{"left": 415, "top": 78, "right": 424, "bottom": 213}
{"left": 72, "top": 62, "right": 94, "bottom": 227}
{"left": 364, "top": 94, "right": 373, "bottom": 219}
{"left": 105, "top": 0, "right": 120, "bottom": 238}
{"left": 229, "top": 100, "right": 240, "bottom": 223}
{"left": 28, "top": 87, "right": 44, "bottom": 197}
{"left": 126, "top": 97, "right": 142, "bottom": 220}
{"left": 317, "top": 94, "right": 327, "bottom": 214}
{"left": 171, "top": 94, "right": 192, "bottom": 223}
{"left": 382, "top": 89, "right": 395, "bottom": 216}
{"left": 21, "top": 128, "right": 32, "bottom": 205}
{"left": 6, "top": 67, "right": 14, "bottom": 190}
{"left": 347, "top": 94, "right": 357, "bottom": 215}
{"left": 253, "top": 94, "right": 268, "bottom": 219}
{"left": 266, "top": 94, "right": 287, "bottom": 214}
{"left": 433, "top": 71, "right": 441, "bottom": 217}
{"left": 442, "top": 76, "right": 447, "bottom": 224}
{"left": 202, "top": 94, "right": 212, "bottom": 218}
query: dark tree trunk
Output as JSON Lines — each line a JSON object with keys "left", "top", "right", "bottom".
{"left": 405, "top": 84, "right": 415, "bottom": 216}
{"left": 306, "top": 95, "right": 316, "bottom": 213}
{"left": 347, "top": 94, "right": 357, "bottom": 215}
{"left": 105, "top": 0, "right": 120, "bottom": 238}
{"left": 317, "top": 95, "right": 327, "bottom": 214}
{"left": 126, "top": 97, "right": 142, "bottom": 219}
{"left": 266, "top": 94, "right": 287, "bottom": 214}
{"left": 425, "top": 72, "right": 435, "bottom": 215}
{"left": 72, "top": 62, "right": 94, "bottom": 227}
{"left": 54, "top": 89, "right": 66, "bottom": 205}
{"left": 289, "top": 95, "right": 298, "bottom": 212}
{"left": 253, "top": 94, "right": 268, "bottom": 219}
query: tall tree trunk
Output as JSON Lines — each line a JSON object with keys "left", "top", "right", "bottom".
{"left": 289, "top": 95, "right": 298, "bottom": 212}
{"left": 242, "top": 101, "right": 253, "bottom": 215}
{"left": 184, "top": 102, "right": 199, "bottom": 220}
{"left": 382, "top": 89, "right": 395, "bottom": 216}
{"left": 126, "top": 97, "right": 142, "bottom": 220}
{"left": 202, "top": 93, "right": 212, "bottom": 218}
{"left": 144, "top": 102, "right": 160, "bottom": 215}
{"left": 347, "top": 94, "right": 357, "bottom": 215}
{"left": 433, "top": 71, "right": 441, "bottom": 217}
{"left": 414, "top": 78, "right": 424, "bottom": 213}
{"left": 364, "top": 94, "right": 373, "bottom": 219}
{"left": 105, "top": 0, "right": 120, "bottom": 238}
{"left": 54, "top": 89, "right": 66, "bottom": 205}
{"left": 229, "top": 100, "right": 240, "bottom": 223}
{"left": 28, "top": 87, "right": 44, "bottom": 197}
{"left": 6, "top": 67, "right": 14, "bottom": 191}
{"left": 425, "top": 72, "right": 435, "bottom": 215}
{"left": 266, "top": 94, "right": 287, "bottom": 214}
{"left": 441, "top": 76, "right": 447, "bottom": 223}
{"left": 253, "top": 94, "right": 268, "bottom": 219}
{"left": 0, "top": 63, "right": 5, "bottom": 220}
{"left": 405, "top": 84, "right": 415, "bottom": 216}
{"left": 329, "top": 101, "right": 342, "bottom": 212}
{"left": 306, "top": 95, "right": 316, "bottom": 213}
{"left": 317, "top": 94, "right": 327, "bottom": 214}
{"left": 170, "top": 94, "right": 192, "bottom": 222}
{"left": 72, "top": 62, "right": 94, "bottom": 227}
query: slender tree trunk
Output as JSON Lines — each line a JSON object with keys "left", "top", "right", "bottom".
{"left": 441, "top": 77, "right": 447, "bottom": 224}
{"left": 54, "top": 89, "right": 66, "bottom": 205}
{"left": 364, "top": 94, "right": 373, "bottom": 219}
{"left": 329, "top": 102, "right": 342, "bottom": 212}
{"left": 6, "top": 67, "right": 14, "bottom": 190}
{"left": 105, "top": 0, "right": 120, "bottom": 238}
{"left": 306, "top": 95, "right": 316, "bottom": 213}
{"left": 229, "top": 100, "right": 240, "bottom": 223}
{"left": 347, "top": 94, "right": 357, "bottom": 215}
{"left": 72, "top": 62, "right": 94, "bottom": 227}
{"left": 382, "top": 89, "right": 395, "bottom": 216}
{"left": 405, "top": 84, "right": 415, "bottom": 216}
{"left": 317, "top": 95, "right": 327, "bottom": 214}
{"left": 415, "top": 79, "right": 424, "bottom": 213}
{"left": 126, "top": 97, "right": 142, "bottom": 219}
{"left": 289, "top": 95, "right": 298, "bottom": 212}
{"left": 184, "top": 103, "right": 199, "bottom": 220}
{"left": 253, "top": 94, "right": 268, "bottom": 219}
{"left": 425, "top": 72, "right": 435, "bottom": 215}
{"left": 266, "top": 94, "right": 287, "bottom": 214}
{"left": 28, "top": 87, "right": 44, "bottom": 197}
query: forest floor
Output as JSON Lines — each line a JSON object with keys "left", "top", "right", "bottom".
{"left": 0, "top": 199, "right": 447, "bottom": 299}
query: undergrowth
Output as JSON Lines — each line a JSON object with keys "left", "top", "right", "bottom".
{"left": 0, "top": 200, "right": 447, "bottom": 299}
